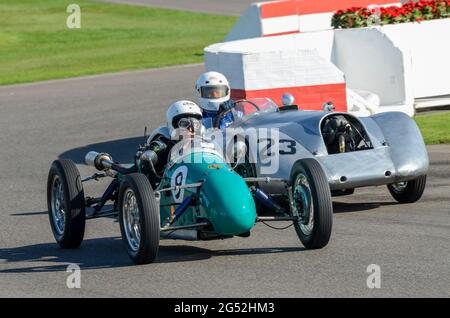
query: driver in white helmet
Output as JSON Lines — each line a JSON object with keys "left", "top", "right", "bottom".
{"left": 166, "top": 100, "right": 204, "bottom": 141}
{"left": 195, "top": 71, "right": 239, "bottom": 129}
{"left": 143, "top": 100, "right": 204, "bottom": 186}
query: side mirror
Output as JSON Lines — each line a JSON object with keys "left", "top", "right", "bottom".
{"left": 281, "top": 93, "right": 295, "bottom": 106}
{"left": 323, "top": 101, "right": 335, "bottom": 112}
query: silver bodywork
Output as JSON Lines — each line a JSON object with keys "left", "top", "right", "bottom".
{"left": 229, "top": 109, "right": 429, "bottom": 194}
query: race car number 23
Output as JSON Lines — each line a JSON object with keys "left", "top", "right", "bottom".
{"left": 258, "top": 138, "right": 296, "bottom": 156}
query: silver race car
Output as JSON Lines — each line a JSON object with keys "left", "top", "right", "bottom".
{"left": 147, "top": 97, "right": 428, "bottom": 249}
{"left": 222, "top": 96, "right": 428, "bottom": 204}
{"left": 206, "top": 96, "right": 428, "bottom": 246}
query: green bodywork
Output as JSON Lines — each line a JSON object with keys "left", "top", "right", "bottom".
{"left": 158, "top": 152, "right": 256, "bottom": 236}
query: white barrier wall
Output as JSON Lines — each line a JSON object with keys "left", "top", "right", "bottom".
{"left": 381, "top": 19, "right": 450, "bottom": 100}
{"left": 333, "top": 19, "right": 450, "bottom": 114}
{"left": 206, "top": 32, "right": 348, "bottom": 112}
{"left": 226, "top": 4, "right": 262, "bottom": 42}
{"left": 333, "top": 27, "right": 414, "bottom": 115}
{"left": 226, "top": 0, "right": 402, "bottom": 41}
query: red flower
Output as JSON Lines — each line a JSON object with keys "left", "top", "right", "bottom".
{"left": 416, "top": 1, "right": 427, "bottom": 8}
{"left": 333, "top": 0, "right": 448, "bottom": 28}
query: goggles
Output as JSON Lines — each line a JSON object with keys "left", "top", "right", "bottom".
{"left": 176, "top": 117, "right": 202, "bottom": 131}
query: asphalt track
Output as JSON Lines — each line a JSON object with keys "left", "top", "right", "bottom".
{"left": 0, "top": 64, "right": 449, "bottom": 298}
{"left": 98, "top": 0, "right": 267, "bottom": 16}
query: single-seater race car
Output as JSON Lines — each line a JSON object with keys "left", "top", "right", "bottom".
{"left": 47, "top": 134, "right": 333, "bottom": 265}
{"left": 214, "top": 96, "right": 428, "bottom": 216}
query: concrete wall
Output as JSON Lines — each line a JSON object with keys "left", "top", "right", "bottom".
{"left": 380, "top": 19, "right": 450, "bottom": 99}
{"left": 225, "top": 3, "right": 263, "bottom": 42}
{"left": 225, "top": 0, "right": 402, "bottom": 41}
{"left": 333, "top": 19, "right": 450, "bottom": 114}
{"left": 206, "top": 32, "right": 347, "bottom": 111}
{"left": 333, "top": 27, "right": 414, "bottom": 115}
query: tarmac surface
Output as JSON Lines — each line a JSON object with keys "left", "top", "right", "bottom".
{"left": 0, "top": 64, "right": 449, "bottom": 297}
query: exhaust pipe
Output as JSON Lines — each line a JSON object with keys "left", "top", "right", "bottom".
{"left": 85, "top": 151, "right": 138, "bottom": 175}
{"left": 85, "top": 151, "right": 113, "bottom": 171}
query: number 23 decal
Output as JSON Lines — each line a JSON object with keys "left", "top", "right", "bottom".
{"left": 258, "top": 138, "right": 297, "bottom": 156}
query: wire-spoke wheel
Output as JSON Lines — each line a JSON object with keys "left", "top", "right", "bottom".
{"left": 292, "top": 172, "right": 314, "bottom": 237}
{"left": 47, "top": 160, "right": 86, "bottom": 248}
{"left": 51, "top": 175, "right": 66, "bottom": 236}
{"left": 122, "top": 189, "right": 141, "bottom": 253}
{"left": 290, "top": 159, "right": 333, "bottom": 249}
{"left": 119, "top": 173, "right": 160, "bottom": 265}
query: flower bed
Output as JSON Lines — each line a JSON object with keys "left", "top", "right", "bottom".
{"left": 332, "top": 0, "right": 450, "bottom": 28}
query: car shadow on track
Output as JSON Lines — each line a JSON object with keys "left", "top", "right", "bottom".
{"left": 58, "top": 136, "right": 145, "bottom": 164}
{"left": 0, "top": 233, "right": 305, "bottom": 273}
{"left": 332, "top": 201, "right": 398, "bottom": 213}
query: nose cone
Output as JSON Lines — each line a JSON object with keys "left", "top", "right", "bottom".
{"left": 201, "top": 168, "right": 256, "bottom": 236}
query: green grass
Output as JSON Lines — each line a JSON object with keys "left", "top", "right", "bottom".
{"left": 415, "top": 111, "right": 450, "bottom": 144}
{"left": 0, "top": 0, "right": 236, "bottom": 85}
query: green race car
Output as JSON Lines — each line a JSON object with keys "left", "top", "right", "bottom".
{"left": 47, "top": 136, "right": 332, "bottom": 264}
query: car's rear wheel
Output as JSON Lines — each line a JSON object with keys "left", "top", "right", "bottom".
{"left": 47, "top": 160, "right": 86, "bottom": 248}
{"left": 387, "top": 176, "right": 427, "bottom": 203}
{"left": 118, "top": 173, "right": 160, "bottom": 265}
{"left": 290, "top": 159, "right": 333, "bottom": 249}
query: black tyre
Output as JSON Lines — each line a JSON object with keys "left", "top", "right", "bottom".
{"left": 290, "top": 158, "right": 333, "bottom": 249}
{"left": 118, "top": 173, "right": 160, "bottom": 265}
{"left": 387, "top": 175, "right": 427, "bottom": 203}
{"left": 47, "top": 159, "right": 86, "bottom": 248}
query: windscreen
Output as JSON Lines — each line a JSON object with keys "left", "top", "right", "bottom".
{"left": 234, "top": 98, "right": 278, "bottom": 119}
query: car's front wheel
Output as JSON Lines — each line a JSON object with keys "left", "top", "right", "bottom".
{"left": 118, "top": 173, "right": 160, "bottom": 265}
{"left": 47, "top": 159, "right": 86, "bottom": 248}
{"left": 290, "top": 159, "right": 333, "bottom": 249}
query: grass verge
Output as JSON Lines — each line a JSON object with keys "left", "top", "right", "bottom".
{"left": 415, "top": 111, "right": 450, "bottom": 144}
{"left": 0, "top": 0, "right": 236, "bottom": 85}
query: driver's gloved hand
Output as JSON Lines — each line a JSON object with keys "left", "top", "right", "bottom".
{"left": 220, "top": 100, "right": 235, "bottom": 111}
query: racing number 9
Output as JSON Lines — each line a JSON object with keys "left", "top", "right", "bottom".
{"left": 174, "top": 172, "right": 183, "bottom": 200}
{"left": 171, "top": 166, "right": 188, "bottom": 203}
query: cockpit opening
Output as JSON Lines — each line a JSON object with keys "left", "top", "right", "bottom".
{"left": 321, "top": 114, "right": 373, "bottom": 154}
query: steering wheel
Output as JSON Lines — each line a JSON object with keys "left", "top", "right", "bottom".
{"left": 214, "top": 100, "right": 261, "bottom": 128}
{"left": 235, "top": 99, "right": 261, "bottom": 112}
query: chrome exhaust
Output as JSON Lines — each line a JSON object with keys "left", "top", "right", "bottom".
{"left": 85, "top": 151, "right": 113, "bottom": 171}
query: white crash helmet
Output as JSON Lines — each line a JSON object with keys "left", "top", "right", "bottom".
{"left": 166, "top": 100, "right": 203, "bottom": 139}
{"left": 195, "top": 71, "right": 231, "bottom": 112}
